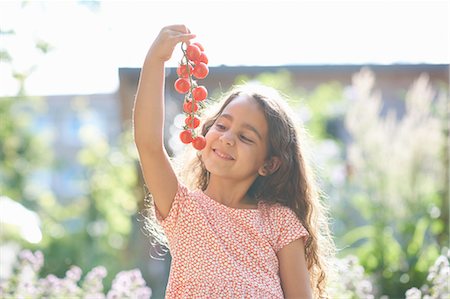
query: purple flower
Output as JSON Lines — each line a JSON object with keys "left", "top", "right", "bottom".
{"left": 3, "top": 250, "right": 151, "bottom": 299}
{"left": 82, "top": 266, "right": 107, "bottom": 294}
{"left": 85, "top": 292, "right": 106, "bottom": 299}
{"left": 66, "top": 265, "right": 82, "bottom": 282}
{"left": 135, "top": 286, "right": 152, "bottom": 299}
{"left": 18, "top": 249, "right": 44, "bottom": 272}
{"left": 106, "top": 289, "right": 121, "bottom": 299}
{"left": 107, "top": 269, "right": 151, "bottom": 299}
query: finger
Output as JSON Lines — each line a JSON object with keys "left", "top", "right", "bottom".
{"left": 166, "top": 24, "right": 191, "bottom": 34}
{"left": 172, "top": 33, "right": 196, "bottom": 44}
{"left": 180, "top": 33, "right": 196, "bottom": 41}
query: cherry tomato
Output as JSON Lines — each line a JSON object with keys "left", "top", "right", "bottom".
{"left": 196, "top": 52, "right": 208, "bottom": 65}
{"left": 192, "top": 135, "right": 206, "bottom": 150}
{"left": 192, "top": 86, "right": 208, "bottom": 101}
{"left": 176, "top": 64, "right": 193, "bottom": 78}
{"left": 186, "top": 44, "right": 201, "bottom": 62}
{"left": 176, "top": 41, "right": 209, "bottom": 150}
{"left": 180, "top": 130, "right": 193, "bottom": 144}
{"left": 183, "top": 101, "right": 198, "bottom": 113}
{"left": 193, "top": 62, "right": 209, "bottom": 79}
{"left": 174, "top": 78, "right": 191, "bottom": 94}
{"left": 185, "top": 116, "right": 200, "bottom": 128}
{"left": 192, "top": 42, "right": 204, "bottom": 52}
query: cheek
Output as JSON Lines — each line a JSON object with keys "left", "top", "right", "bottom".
{"left": 203, "top": 132, "right": 215, "bottom": 151}
{"left": 205, "top": 128, "right": 219, "bottom": 142}
{"left": 247, "top": 144, "right": 269, "bottom": 165}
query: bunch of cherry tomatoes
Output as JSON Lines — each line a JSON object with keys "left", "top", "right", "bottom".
{"left": 174, "top": 42, "right": 209, "bottom": 150}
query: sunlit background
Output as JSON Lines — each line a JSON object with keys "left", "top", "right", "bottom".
{"left": 1, "top": 1, "right": 449, "bottom": 298}
{"left": 1, "top": 0, "right": 449, "bottom": 96}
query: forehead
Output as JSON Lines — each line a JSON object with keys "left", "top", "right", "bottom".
{"left": 221, "top": 94, "right": 268, "bottom": 132}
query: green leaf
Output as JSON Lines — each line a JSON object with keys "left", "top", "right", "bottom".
{"left": 407, "top": 217, "right": 430, "bottom": 256}
{"left": 342, "top": 225, "right": 374, "bottom": 245}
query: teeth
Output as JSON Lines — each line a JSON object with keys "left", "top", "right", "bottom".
{"left": 214, "top": 149, "right": 233, "bottom": 160}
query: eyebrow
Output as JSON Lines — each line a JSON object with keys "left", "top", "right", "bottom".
{"left": 218, "top": 114, "right": 263, "bottom": 141}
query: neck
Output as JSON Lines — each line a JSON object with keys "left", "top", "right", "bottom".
{"left": 203, "top": 175, "right": 256, "bottom": 208}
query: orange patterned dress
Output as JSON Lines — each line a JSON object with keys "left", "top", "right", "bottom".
{"left": 154, "top": 183, "right": 309, "bottom": 298}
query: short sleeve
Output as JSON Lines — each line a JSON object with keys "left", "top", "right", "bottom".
{"left": 154, "top": 182, "right": 189, "bottom": 232}
{"left": 271, "top": 205, "right": 309, "bottom": 253}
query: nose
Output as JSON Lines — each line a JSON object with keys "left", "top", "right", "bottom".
{"left": 219, "top": 131, "right": 235, "bottom": 146}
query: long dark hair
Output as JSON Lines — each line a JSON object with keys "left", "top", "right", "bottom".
{"left": 182, "top": 84, "right": 335, "bottom": 297}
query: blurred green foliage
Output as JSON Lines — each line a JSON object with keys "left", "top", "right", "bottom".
{"left": 41, "top": 126, "right": 141, "bottom": 289}
{"left": 0, "top": 96, "right": 52, "bottom": 204}
{"left": 0, "top": 23, "right": 145, "bottom": 290}
{"left": 0, "top": 92, "right": 144, "bottom": 289}
{"left": 338, "top": 68, "right": 448, "bottom": 297}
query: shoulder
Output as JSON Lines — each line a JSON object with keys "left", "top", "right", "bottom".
{"left": 154, "top": 182, "right": 196, "bottom": 225}
{"left": 261, "top": 202, "right": 309, "bottom": 253}
{"left": 262, "top": 202, "right": 298, "bottom": 221}
{"left": 176, "top": 181, "right": 192, "bottom": 198}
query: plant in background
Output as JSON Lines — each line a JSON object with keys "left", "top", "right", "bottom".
{"left": 326, "top": 249, "right": 449, "bottom": 298}
{"left": 0, "top": 96, "right": 54, "bottom": 205}
{"left": 340, "top": 67, "right": 448, "bottom": 297}
{"left": 405, "top": 248, "right": 450, "bottom": 299}
{"left": 0, "top": 249, "right": 152, "bottom": 299}
{"left": 328, "top": 255, "right": 375, "bottom": 298}
{"left": 39, "top": 116, "right": 143, "bottom": 289}
{"left": 0, "top": 9, "right": 55, "bottom": 198}
{"left": 1, "top": 5, "right": 150, "bottom": 292}
{"left": 1, "top": 80, "right": 146, "bottom": 293}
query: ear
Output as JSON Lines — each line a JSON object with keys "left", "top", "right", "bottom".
{"left": 258, "top": 156, "right": 281, "bottom": 176}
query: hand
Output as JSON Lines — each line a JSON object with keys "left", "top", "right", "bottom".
{"left": 147, "top": 25, "right": 196, "bottom": 62}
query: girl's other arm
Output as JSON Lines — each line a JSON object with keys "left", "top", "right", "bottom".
{"left": 133, "top": 25, "right": 195, "bottom": 218}
{"left": 277, "top": 239, "right": 313, "bottom": 299}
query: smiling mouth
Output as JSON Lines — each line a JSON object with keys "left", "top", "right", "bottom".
{"left": 213, "top": 149, "right": 234, "bottom": 160}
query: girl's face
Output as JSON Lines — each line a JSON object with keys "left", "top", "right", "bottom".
{"left": 202, "top": 95, "right": 270, "bottom": 183}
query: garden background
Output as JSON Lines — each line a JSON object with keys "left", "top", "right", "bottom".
{"left": 1, "top": 1, "right": 449, "bottom": 298}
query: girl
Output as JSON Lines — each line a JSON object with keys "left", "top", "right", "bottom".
{"left": 134, "top": 25, "right": 335, "bottom": 298}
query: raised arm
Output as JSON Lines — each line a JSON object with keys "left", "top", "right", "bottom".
{"left": 133, "top": 25, "right": 196, "bottom": 218}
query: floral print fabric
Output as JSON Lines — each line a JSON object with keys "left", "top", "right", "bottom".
{"left": 154, "top": 183, "right": 309, "bottom": 298}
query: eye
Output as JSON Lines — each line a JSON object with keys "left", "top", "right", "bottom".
{"left": 239, "top": 135, "right": 253, "bottom": 143}
{"left": 215, "top": 123, "right": 226, "bottom": 130}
